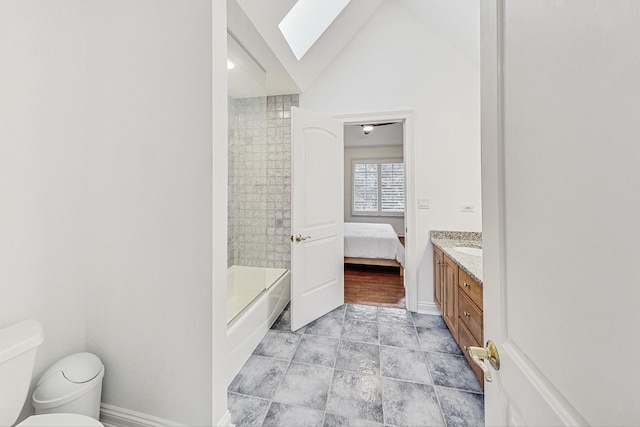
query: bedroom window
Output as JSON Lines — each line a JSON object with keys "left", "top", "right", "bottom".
{"left": 352, "top": 160, "right": 405, "bottom": 216}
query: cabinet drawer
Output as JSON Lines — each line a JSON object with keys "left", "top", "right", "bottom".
{"left": 458, "top": 321, "right": 484, "bottom": 386}
{"left": 458, "top": 289, "right": 483, "bottom": 344}
{"left": 458, "top": 268, "right": 483, "bottom": 308}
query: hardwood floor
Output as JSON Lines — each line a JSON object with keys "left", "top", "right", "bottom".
{"left": 344, "top": 264, "right": 406, "bottom": 308}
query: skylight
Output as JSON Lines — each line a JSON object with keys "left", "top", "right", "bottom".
{"left": 278, "top": 0, "right": 351, "bottom": 61}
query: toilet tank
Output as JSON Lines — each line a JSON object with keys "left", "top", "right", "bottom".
{"left": 0, "top": 320, "right": 44, "bottom": 426}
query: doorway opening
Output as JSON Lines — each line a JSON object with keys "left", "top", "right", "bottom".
{"left": 342, "top": 119, "right": 407, "bottom": 308}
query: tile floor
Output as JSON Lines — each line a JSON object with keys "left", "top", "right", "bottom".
{"left": 228, "top": 304, "right": 484, "bottom": 427}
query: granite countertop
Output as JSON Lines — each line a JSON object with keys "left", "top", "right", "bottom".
{"left": 430, "top": 230, "right": 483, "bottom": 284}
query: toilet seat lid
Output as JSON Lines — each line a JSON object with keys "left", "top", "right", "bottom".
{"left": 17, "top": 413, "right": 103, "bottom": 426}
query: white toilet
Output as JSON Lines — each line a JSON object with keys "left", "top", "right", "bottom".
{"left": 0, "top": 319, "right": 103, "bottom": 427}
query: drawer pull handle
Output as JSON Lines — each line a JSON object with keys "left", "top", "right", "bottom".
{"left": 464, "top": 311, "right": 470, "bottom": 317}
{"left": 464, "top": 282, "right": 470, "bottom": 287}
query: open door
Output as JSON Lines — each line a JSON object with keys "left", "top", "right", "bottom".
{"left": 290, "top": 106, "right": 344, "bottom": 331}
{"left": 480, "top": 1, "right": 639, "bottom": 425}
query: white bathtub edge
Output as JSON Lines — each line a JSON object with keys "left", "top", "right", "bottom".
{"left": 226, "top": 269, "right": 290, "bottom": 386}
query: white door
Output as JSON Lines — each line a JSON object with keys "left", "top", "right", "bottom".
{"left": 290, "top": 106, "right": 344, "bottom": 331}
{"left": 481, "top": 1, "right": 640, "bottom": 425}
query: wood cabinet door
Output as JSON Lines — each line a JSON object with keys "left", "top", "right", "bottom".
{"left": 433, "top": 247, "right": 443, "bottom": 310}
{"left": 442, "top": 254, "right": 458, "bottom": 336}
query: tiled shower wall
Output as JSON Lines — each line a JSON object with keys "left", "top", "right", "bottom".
{"left": 228, "top": 94, "right": 299, "bottom": 270}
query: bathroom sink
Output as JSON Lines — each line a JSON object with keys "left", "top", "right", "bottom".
{"left": 453, "top": 247, "right": 482, "bottom": 257}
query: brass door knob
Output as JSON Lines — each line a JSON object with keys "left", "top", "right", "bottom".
{"left": 294, "top": 234, "right": 311, "bottom": 242}
{"left": 467, "top": 340, "right": 500, "bottom": 382}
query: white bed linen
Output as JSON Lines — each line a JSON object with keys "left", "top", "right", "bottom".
{"left": 344, "top": 222, "right": 405, "bottom": 267}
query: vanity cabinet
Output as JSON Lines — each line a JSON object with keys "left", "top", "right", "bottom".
{"left": 457, "top": 315, "right": 483, "bottom": 383}
{"left": 459, "top": 268, "right": 483, "bottom": 310}
{"left": 433, "top": 248, "right": 459, "bottom": 336}
{"left": 442, "top": 254, "right": 458, "bottom": 337}
{"left": 432, "top": 247, "right": 443, "bottom": 311}
{"left": 433, "top": 248, "right": 484, "bottom": 385}
{"left": 457, "top": 269, "right": 483, "bottom": 384}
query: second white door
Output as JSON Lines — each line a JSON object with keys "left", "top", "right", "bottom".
{"left": 290, "top": 106, "right": 344, "bottom": 331}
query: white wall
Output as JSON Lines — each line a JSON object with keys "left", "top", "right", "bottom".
{"left": 82, "top": 1, "right": 213, "bottom": 424}
{"left": 212, "top": 0, "right": 231, "bottom": 424}
{"left": 0, "top": 2, "right": 89, "bottom": 420}
{"left": 344, "top": 146, "right": 405, "bottom": 234}
{"left": 302, "top": 1, "right": 481, "bottom": 309}
{"left": 1, "top": 1, "right": 217, "bottom": 425}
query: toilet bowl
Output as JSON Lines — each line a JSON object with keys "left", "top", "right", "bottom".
{"left": 17, "top": 413, "right": 103, "bottom": 426}
{"left": 0, "top": 320, "right": 104, "bottom": 427}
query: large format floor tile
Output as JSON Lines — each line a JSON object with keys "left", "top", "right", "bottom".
{"left": 325, "top": 369, "right": 384, "bottom": 424}
{"left": 379, "top": 345, "right": 431, "bottom": 384}
{"left": 341, "top": 318, "right": 379, "bottom": 344}
{"left": 227, "top": 392, "right": 270, "bottom": 427}
{"left": 326, "top": 304, "right": 348, "bottom": 319}
{"left": 378, "top": 322, "right": 421, "bottom": 349}
{"left": 273, "top": 362, "right": 333, "bottom": 410}
{"left": 228, "top": 355, "right": 288, "bottom": 399}
{"left": 335, "top": 340, "right": 380, "bottom": 375}
{"left": 345, "top": 304, "right": 378, "bottom": 322}
{"left": 377, "top": 306, "right": 413, "bottom": 325}
{"left": 416, "top": 326, "right": 464, "bottom": 355}
{"left": 252, "top": 329, "right": 301, "bottom": 360}
{"left": 382, "top": 378, "right": 445, "bottom": 426}
{"left": 228, "top": 304, "right": 485, "bottom": 426}
{"left": 262, "top": 402, "right": 324, "bottom": 427}
{"left": 323, "top": 413, "right": 384, "bottom": 426}
{"left": 305, "top": 315, "right": 344, "bottom": 339}
{"left": 293, "top": 335, "right": 339, "bottom": 368}
{"left": 436, "top": 386, "right": 485, "bottom": 427}
{"left": 411, "top": 312, "right": 448, "bottom": 329}
{"left": 426, "top": 352, "right": 483, "bottom": 393}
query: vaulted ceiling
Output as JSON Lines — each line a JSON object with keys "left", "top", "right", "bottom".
{"left": 234, "top": 0, "right": 385, "bottom": 92}
{"left": 230, "top": 0, "right": 479, "bottom": 94}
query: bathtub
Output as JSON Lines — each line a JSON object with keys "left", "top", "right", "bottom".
{"left": 226, "top": 265, "right": 290, "bottom": 385}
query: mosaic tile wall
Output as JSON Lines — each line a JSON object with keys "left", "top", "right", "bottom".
{"left": 228, "top": 94, "right": 299, "bottom": 269}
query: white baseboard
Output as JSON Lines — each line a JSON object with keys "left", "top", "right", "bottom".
{"left": 217, "top": 410, "right": 234, "bottom": 427}
{"left": 100, "top": 404, "right": 184, "bottom": 427}
{"left": 417, "top": 301, "right": 440, "bottom": 316}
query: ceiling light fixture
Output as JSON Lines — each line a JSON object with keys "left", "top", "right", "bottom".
{"left": 362, "top": 125, "right": 374, "bottom": 135}
{"left": 227, "top": 60, "right": 235, "bottom": 70}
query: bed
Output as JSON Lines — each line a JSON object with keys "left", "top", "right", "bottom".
{"left": 344, "top": 222, "right": 405, "bottom": 275}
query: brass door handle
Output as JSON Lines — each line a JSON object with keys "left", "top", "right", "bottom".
{"left": 294, "top": 234, "right": 311, "bottom": 242}
{"left": 467, "top": 340, "right": 500, "bottom": 383}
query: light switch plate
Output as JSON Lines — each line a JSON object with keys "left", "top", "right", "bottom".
{"left": 418, "top": 198, "right": 430, "bottom": 209}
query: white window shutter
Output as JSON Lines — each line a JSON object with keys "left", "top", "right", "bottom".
{"left": 381, "top": 162, "right": 405, "bottom": 212}
{"left": 352, "top": 160, "right": 404, "bottom": 215}
{"left": 353, "top": 163, "right": 378, "bottom": 212}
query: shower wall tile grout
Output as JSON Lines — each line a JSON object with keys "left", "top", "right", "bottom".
{"left": 228, "top": 94, "right": 299, "bottom": 269}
